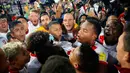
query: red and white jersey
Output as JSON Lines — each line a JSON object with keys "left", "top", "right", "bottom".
{"left": 92, "top": 41, "right": 108, "bottom": 62}
{"left": 98, "top": 28, "right": 117, "bottom": 63}
{"left": 69, "top": 40, "right": 108, "bottom": 61}
{"left": 27, "top": 53, "right": 41, "bottom": 73}
{"left": 98, "top": 28, "right": 105, "bottom": 45}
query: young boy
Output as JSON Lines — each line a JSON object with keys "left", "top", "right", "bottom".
{"left": 48, "top": 21, "right": 73, "bottom": 55}
{"left": 48, "top": 21, "right": 62, "bottom": 41}
{"left": 2, "top": 42, "right": 30, "bottom": 73}
{"left": 9, "top": 21, "right": 26, "bottom": 42}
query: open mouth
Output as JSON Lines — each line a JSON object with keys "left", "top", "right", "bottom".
{"left": 33, "top": 20, "right": 37, "bottom": 23}
{"left": 77, "top": 35, "right": 80, "bottom": 39}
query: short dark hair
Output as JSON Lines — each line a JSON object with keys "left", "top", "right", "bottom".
{"left": 78, "top": 43, "right": 99, "bottom": 73}
{"left": 41, "top": 55, "right": 76, "bottom": 73}
{"left": 27, "top": 31, "right": 68, "bottom": 64}
{"left": 112, "top": 20, "right": 123, "bottom": 37}
{"left": 0, "top": 14, "right": 7, "bottom": 19}
{"left": 79, "top": 14, "right": 88, "bottom": 21}
{"left": 48, "top": 21, "right": 60, "bottom": 28}
{"left": 6, "top": 32, "right": 12, "bottom": 41}
{"left": 123, "top": 23, "right": 130, "bottom": 52}
{"left": 40, "top": 12, "right": 50, "bottom": 22}
{"left": 9, "top": 21, "right": 22, "bottom": 32}
{"left": 86, "top": 17, "right": 101, "bottom": 37}
{"left": 40, "top": 12, "right": 50, "bottom": 18}
{"left": 79, "top": 14, "right": 88, "bottom": 25}
{"left": 27, "top": 31, "right": 50, "bottom": 53}
{"left": 17, "top": 16, "right": 28, "bottom": 22}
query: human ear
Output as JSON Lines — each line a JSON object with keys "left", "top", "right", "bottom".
{"left": 123, "top": 53, "right": 130, "bottom": 62}
{"left": 10, "top": 32, "right": 15, "bottom": 38}
{"left": 74, "top": 63, "right": 79, "bottom": 69}
{"left": 92, "top": 34, "right": 97, "bottom": 40}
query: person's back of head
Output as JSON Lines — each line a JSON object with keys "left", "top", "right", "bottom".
{"left": 69, "top": 43, "right": 99, "bottom": 73}
{"left": 2, "top": 42, "right": 30, "bottom": 71}
{"left": 41, "top": 55, "right": 76, "bottom": 73}
{"left": 27, "top": 31, "right": 50, "bottom": 53}
{"left": 36, "top": 44, "right": 68, "bottom": 64}
{"left": 27, "top": 31, "right": 67, "bottom": 64}
{"left": 78, "top": 43, "right": 99, "bottom": 73}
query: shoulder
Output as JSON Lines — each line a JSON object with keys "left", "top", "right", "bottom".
{"left": 94, "top": 41, "right": 108, "bottom": 61}
{"left": 98, "top": 61, "right": 118, "bottom": 73}
{"left": 37, "top": 26, "right": 48, "bottom": 32}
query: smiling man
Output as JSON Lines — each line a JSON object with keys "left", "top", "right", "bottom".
{"left": 0, "top": 15, "right": 9, "bottom": 39}
{"left": 63, "top": 13, "right": 78, "bottom": 43}
{"left": 99, "top": 19, "right": 123, "bottom": 64}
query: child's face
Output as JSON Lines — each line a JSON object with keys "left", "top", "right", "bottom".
{"left": 13, "top": 48, "right": 30, "bottom": 70}
{"left": 49, "top": 24, "right": 62, "bottom": 40}
{"left": 11, "top": 24, "right": 26, "bottom": 42}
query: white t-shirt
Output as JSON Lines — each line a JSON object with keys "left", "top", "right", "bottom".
{"left": 27, "top": 53, "right": 41, "bottom": 73}
{"left": 72, "top": 40, "right": 108, "bottom": 62}
{"left": 26, "top": 21, "right": 40, "bottom": 39}
{"left": 0, "top": 32, "right": 8, "bottom": 40}
{"left": 93, "top": 41, "right": 108, "bottom": 62}
{"left": 0, "top": 37, "right": 7, "bottom": 48}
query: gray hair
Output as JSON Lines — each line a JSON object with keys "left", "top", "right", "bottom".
{"left": 2, "top": 42, "right": 26, "bottom": 61}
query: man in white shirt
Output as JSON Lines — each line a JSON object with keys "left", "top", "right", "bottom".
{"left": 27, "top": 9, "right": 40, "bottom": 38}
{"left": 0, "top": 15, "right": 9, "bottom": 48}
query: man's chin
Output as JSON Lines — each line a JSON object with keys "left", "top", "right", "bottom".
{"left": 77, "top": 38, "right": 81, "bottom": 42}
{"left": 32, "top": 22, "right": 38, "bottom": 26}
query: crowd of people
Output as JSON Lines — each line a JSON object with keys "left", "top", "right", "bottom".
{"left": 0, "top": 0, "right": 130, "bottom": 73}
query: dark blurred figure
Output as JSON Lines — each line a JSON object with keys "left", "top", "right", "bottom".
{"left": 41, "top": 55, "right": 76, "bottom": 73}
